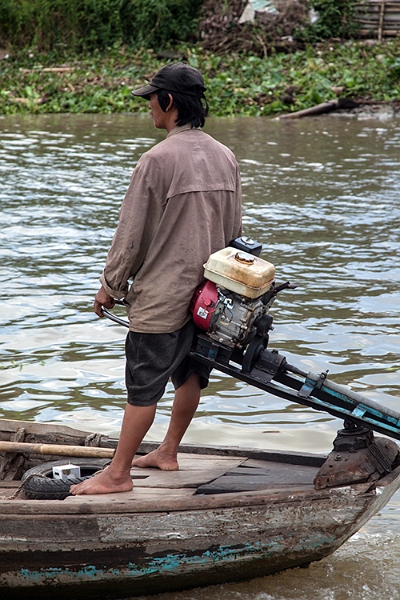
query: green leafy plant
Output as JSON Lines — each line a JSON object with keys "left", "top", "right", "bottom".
{"left": 299, "top": 0, "right": 360, "bottom": 41}
{"left": 1, "top": 40, "right": 399, "bottom": 116}
{"left": 0, "top": 0, "right": 203, "bottom": 52}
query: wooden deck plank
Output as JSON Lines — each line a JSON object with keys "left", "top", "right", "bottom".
{"left": 197, "top": 460, "right": 320, "bottom": 494}
{"left": 0, "top": 481, "right": 20, "bottom": 489}
{"left": 131, "top": 455, "right": 245, "bottom": 488}
{"left": 63, "top": 487, "right": 195, "bottom": 504}
{"left": 0, "top": 490, "right": 16, "bottom": 499}
{"left": 226, "top": 461, "right": 319, "bottom": 483}
{"left": 132, "top": 453, "right": 246, "bottom": 471}
{"left": 197, "top": 475, "right": 312, "bottom": 494}
{"left": 243, "top": 458, "right": 291, "bottom": 469}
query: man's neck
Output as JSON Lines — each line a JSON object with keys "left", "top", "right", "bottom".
{"left": 163, "top": 108, "right": 179, "bottom": 133}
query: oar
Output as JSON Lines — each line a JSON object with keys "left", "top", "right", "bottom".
{"left": 0, "top": 441, "right": 115, "bottom": 458}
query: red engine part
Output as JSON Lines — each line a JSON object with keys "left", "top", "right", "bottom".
{"left": 190, "top": 280, "right": 218, "bottom": 331}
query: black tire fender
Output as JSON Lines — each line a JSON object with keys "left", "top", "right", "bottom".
{"left": 21, "top": 458, "right": 110, "bottom": 500}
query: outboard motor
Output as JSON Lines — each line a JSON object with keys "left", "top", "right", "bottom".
{"left": 190, "top": 238, "right": 277, "bottom": 350}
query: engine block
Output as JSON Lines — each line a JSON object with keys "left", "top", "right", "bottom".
{"left": 205, "top": 287, "right": 270, "bottom": 348}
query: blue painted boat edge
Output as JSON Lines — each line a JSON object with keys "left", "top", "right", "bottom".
{"left": 0, "top": 534, "right": 338, "bottom": 598}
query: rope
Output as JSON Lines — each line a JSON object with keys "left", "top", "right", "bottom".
{"left": 0, "top": 473, "right": 49, "bottom": 500}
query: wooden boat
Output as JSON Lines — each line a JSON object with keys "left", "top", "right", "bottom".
{"left": 1, "top": 417, "right": 400, "bottom": 599}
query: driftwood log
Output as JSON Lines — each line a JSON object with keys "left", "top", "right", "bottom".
{"left": 276, "top": 98, "right": 362, "bottom": 120}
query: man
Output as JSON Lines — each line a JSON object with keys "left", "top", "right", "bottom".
{"left": 71, "top": 62, "right": 242, "bottom": 495}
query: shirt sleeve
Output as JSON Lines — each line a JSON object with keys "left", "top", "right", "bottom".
{"left": 100, "top": 156, "right": 160, "bottom": 300}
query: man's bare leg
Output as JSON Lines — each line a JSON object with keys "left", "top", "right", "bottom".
{"left": 70, "top": 402, "right": 157, "bottom": 495}
{"left": 132, "top": 373, "right": 201, "bottom": 471}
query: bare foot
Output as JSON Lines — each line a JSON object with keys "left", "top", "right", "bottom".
{"left": 70, "top": 466, "right": 133, "bottom": 496}
{"left": 132, "top": 447, "right": 179, "bottom": 471}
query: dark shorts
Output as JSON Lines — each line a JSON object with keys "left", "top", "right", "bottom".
{"left": 125, "top": 320, "right": 212, "bottom": 406}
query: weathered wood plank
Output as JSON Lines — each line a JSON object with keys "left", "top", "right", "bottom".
{"left": 0, "top": 487, "right": 383, "bottom": 600}
{"left": 1, "top": 491, "right": 373, "bottom": 553}
{"left": 0, "top": 483, "right": 375, "bottom": 515}
{"left": 0, "top": 514, "right": 101, "bottom": 548}
{"left": 136, "top": 442, "right": 327, "bottom": 466}
{"left": 132, "top": 456, "right": 245, "bottom": 488}
{"left": 0, "top": 481, "right": 19, "bottom": 489}
{"left": 64, "top": 487, "right": 196, "bottom": 504}
{"left": 228, "top": 466, "right": 316, "bottom": 475}
{"left": 0, "top": 427, "right": 26, "bottom": 481}
{"left": 0, "top": 419, "right": 92, "bottom": 439}
{"left": 225, "top": 461, "right": 319, "bottom": 484}
{"left": 197, "top": 474, "right": 314, "bottom": 494}
{"left": 217, "top": 458, "right": 321, "bottom": 493}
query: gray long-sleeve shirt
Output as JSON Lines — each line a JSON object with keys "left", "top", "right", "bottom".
{"left": 100, "top": 124, "right": 242, "bottom": 333}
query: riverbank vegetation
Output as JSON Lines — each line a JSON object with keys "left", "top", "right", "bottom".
{"left": 1, "top": 0, "right": 399, "bottom": 116}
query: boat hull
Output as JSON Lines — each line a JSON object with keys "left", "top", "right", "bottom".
{"left": 1, "top": 472, "right": 399, "bottom": 599}
{"left": 1, "top": 419, "right": 400, "bottom": 599}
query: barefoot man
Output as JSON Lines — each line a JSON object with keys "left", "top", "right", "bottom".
{"left": 71, "top": 63, "right": 242, "bottom": 495}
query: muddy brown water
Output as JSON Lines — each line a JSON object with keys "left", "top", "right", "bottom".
{"left": 1, "top": 112, "right": 400, "bottom": 599}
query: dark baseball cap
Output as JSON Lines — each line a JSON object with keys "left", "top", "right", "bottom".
{"left": 132, "top": 62, "right": 206, "bottom": 100}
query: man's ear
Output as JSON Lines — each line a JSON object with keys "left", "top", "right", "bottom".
{"left": 166, "top": 93, "right": 174, "bottom": 112}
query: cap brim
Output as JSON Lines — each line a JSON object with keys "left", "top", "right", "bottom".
{"left": 131, "top": 84, "right": 159, "bottom": 99}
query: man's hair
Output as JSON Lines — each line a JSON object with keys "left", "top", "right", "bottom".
{"left": 156, "top": 89, "right": 209, "bottom": 128}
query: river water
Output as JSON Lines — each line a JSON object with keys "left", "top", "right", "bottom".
{"left": 1, "top": 112, "right": 400, "bottom": 599}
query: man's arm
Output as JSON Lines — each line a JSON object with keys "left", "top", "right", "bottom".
{"left": 99, "top": 156, "right": 160, "bottom": 302}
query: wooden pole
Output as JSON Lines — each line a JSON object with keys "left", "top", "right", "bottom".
{"left": 0, "top": 441, "right": 114, "bottom": 458}
{"left": 378, "top": 0, "right": 387, "bottom": 41}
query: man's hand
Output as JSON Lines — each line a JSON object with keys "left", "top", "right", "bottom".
{"left": 94, "top": 286, "right": 116, "bottom": 318}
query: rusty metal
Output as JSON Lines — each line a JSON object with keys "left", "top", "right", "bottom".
{"left": 314, "top": 421, "right": 400, "bottom": 489}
